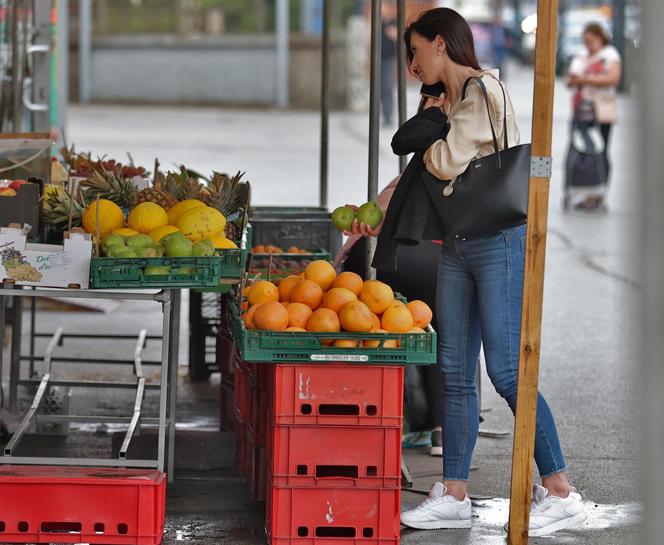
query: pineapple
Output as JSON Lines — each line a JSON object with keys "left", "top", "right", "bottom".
{"left": 43, "top": 186, "right": 85, "bottom": 229}
{"left": 165, "top": 165, "right": 206, "bottom": 201}
{"left": 79, "top": 169, "right": 137, "bottom": 211}
{"left": 204, "top": 171, "right": 250, "bottom": 241}
{"left": 134, "top": 177, "right": 178, "bottom": 210}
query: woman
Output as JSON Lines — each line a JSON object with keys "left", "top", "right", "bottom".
{"left": 566, "top": 23, "right": 622, "bottom": 210}
{"left": 365, "top": 8, "right": 585, "bottom": 536}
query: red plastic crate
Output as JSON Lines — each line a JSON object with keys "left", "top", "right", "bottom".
{"left": 272, "top": 365, "right": 403, "bottom": 427}
{"left": 235, "top": 417, "right": 249, "bottom": 478}
{"left": 0, "top": 466, "right": 165, "bottom": 545}
{"left": 234, "top": 359, "right": 251, "bottom": 424}
{"left": 220, "top": 380, "right": 235, "bottom": 432}
{"left": 216, "top": 335, "right": 237, "bottom": 381}
{"left": 250, "top": 389, "right": 269, "bottom": 447}
{"left": 267, "top": 486, "right": 400, "bottom": 544}
{"left": 248, "top": 432, "right": 267, "bottom": 503}
{"left": 270, "top": 424, "right": 401, "bottom": 489}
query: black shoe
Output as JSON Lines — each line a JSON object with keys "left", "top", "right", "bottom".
{"left": 430, "top": 429, "right": 442, "bottom": 456}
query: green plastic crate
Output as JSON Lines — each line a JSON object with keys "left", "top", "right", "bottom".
{"left": 248, "top": 251, "right": 331, "bottom": 281}
{"left": 91, "top": 224, "right": 251, "bottom": 290}
{"left": 90, "top": 256, "right": 224, "bottom": 289}
{"left": 228, "top": 298, "right": 436, "bottom": 365}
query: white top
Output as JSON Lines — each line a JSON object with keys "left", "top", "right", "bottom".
{"left": 423, "top": 69, "right": 520, "bottom": 181}
{"left": 568, "top": 45, "right": 622, "bottom": 100}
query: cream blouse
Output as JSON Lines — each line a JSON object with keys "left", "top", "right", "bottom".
{"left": 423, "top": 69, "right": 520, "bottom": 181}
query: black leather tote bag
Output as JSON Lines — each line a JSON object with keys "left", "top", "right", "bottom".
{"left": 422, "top": 76, "right": 530, "bottom": 240}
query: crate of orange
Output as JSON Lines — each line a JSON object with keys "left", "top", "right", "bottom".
{"left": 248, "top": 244, "right": 331, "bottom": 282}
{"left": 229, "top": 260, "right": 436, "bottom": 365}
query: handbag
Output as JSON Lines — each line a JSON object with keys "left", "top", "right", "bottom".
{"left": 422, "top": 76, "right": 531, "bottom": 241}
{"left": 592, "top": 93, "right": 618, "bottom": 124}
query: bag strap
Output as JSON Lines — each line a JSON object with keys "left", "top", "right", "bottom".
{"left": 461, "top": 74, "right": 509, "bottom": 168}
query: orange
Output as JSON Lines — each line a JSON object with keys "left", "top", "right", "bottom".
{"left": 321, "top": 287, "right": 357, "bottom": 314}
{"left": 386, "top": 299, "right": 406, "bottom": 310}
{"left": 407, "top": 300, "right": 433, "bottom": 329}
{"left": 287, "top": 302, "right": 313, "bottom": 329}
{"left": 359, "top": 280, "right": 394, "bottom": 315}
{"left": 370, "top": 312, "right": 382, "bottom": 331}
{"left": 278, "top": 275, "right": 302, "bottom": 302}
{"left": 381, "top": 305, "right": 414, "bottom": 333}
{"left": 408, "top": 327, "right": 426, "bottom": 334}
{"left": 253, "top": 244, "right": 266, "bottom": 253}
{"left": 304, "top": 260, "right": 337, "bottom": 291}
{"left": 253, "top": 301, "right": 289, "bottom": 331}
{"left": 243, "top": 304, "right": 262, "bottom": 330}
{"left": 332, "top": 271, "right": 364, "bottom": 295}
{"left": 286, "top": 326, "right": 307, "bottom": 332}
{"left": 290, "top": 279, "right": 324, "bottom": 310}
{"left": 339, "top": 301, "right": 374, "bottom": 333}
{"left": 333, "top": 339, "right": 359, "bottom": 348}
{"left": 306, "top": 308, "right": 341, "bottom": 333}
{"left": 247, "top": 280, "right": 279, "bottom": 306}
{"left": 364, "top": 329, "right": 397, "bottom": 348}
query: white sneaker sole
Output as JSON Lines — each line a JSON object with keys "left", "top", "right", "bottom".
{"left": 429, "top": 446, "right": 443, "bottom": 456}
{"left": 529, "top": 511, "right": 587, "bottom": 537}
{"left": 400, "top": 517, "right": 472, "bottom": 530}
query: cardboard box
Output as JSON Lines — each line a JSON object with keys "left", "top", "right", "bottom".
{"left": 0, "top": 226, "right": 92, "bottom": 288}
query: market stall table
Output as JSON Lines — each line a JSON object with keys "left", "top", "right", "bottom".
{"left": 0, "top": 285, "right": 181, "bottom": 483}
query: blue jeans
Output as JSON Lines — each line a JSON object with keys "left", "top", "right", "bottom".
{"left": 436, "top": 224, "right": 567, "bottom": 481}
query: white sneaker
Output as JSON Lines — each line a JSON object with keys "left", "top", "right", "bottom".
{"left": 400, "top": 482, "right": 472, "bottom": 529}
{"left": 527, "top": 484, "right": 586, "bottom": 536}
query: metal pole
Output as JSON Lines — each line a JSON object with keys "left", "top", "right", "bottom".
{"left": 319, "top": 0, "right": 330, "bottom": 209}
{"left": 396, "top": 0, "right": 406, "bottom": 172}
{"left": 9, "top": 295, "right": 22, "bottom": 413}
{"left": 640, "top": 2, "right": 664, "bottom": 544}
{"left": 275, "top": 0, "right": 289, "bottom": 108}
{"left": 56, "top": 0, "right": 69, "bottom": 144}
{"left": 612, "top": 0, "right": 626, "bottom": 92}
{"left": 167, "top": 290, "right": 180, "bottom": 483}
{"left": 157, "top": 291, "right": 171, "bottom": 476}
{"left": 10, "top": 0, "right": 20, "bottom": 132}
{"left": 365, "top": 0, "right": 381, "bottom": 280}
{"left": 78, "top": 0, "right": 92, "bottom": 103}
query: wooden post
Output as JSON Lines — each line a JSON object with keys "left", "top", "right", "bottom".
{"left": 507, "top": 0, "right": 559, "bottom": 543}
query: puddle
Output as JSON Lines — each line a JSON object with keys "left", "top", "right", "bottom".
{"left": 401, "top": 498, "right": 641, "bottom": 544}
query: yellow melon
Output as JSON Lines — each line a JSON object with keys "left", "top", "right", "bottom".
{"left": 166, "top": 199, "right": 206, "bottom": 225}
{"left": 175, "top": 206, "right": 226, "bottom": 243}
{"left": 127, "top": 202, "right": 168, "bottom": 234}
{"left": 148, "top": 224, "right": 180, "bottom": 243}
{"left": 82, "top": 199, "right": 125, "bottom": 238}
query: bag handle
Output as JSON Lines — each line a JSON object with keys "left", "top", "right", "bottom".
{"left": 461, "top": 75, "right": 509, "bottom": 168}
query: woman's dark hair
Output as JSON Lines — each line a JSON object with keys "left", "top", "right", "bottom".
{"left": 583, "top": 23, "right": 610, "bottom": 46}
{"left": 404, "top": 8, "right": 481, "bottom": 75}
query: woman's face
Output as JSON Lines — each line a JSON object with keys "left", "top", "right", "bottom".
{"left": 583, "top": 31, "right": 604, "bottom": 55}
{"left": 409, "top": 31, "right": 443, "bottom": 85}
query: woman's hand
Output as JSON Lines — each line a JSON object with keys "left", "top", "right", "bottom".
{"left": 341, "top": 204, "right": 385, "bottom": 237}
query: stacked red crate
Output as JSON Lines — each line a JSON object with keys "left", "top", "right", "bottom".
{"left": 0, "top": 466, "right": 166, "bottom": 545}
{"left": 264, "top": 364, "right": 404, "bottom": 545}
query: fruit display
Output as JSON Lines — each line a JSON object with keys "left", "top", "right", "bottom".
{"left": 240, "top": 260, "right": 432, "bottom": 344}
{"left": 332, "top": 200, "right": 383, "bottom": 231}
